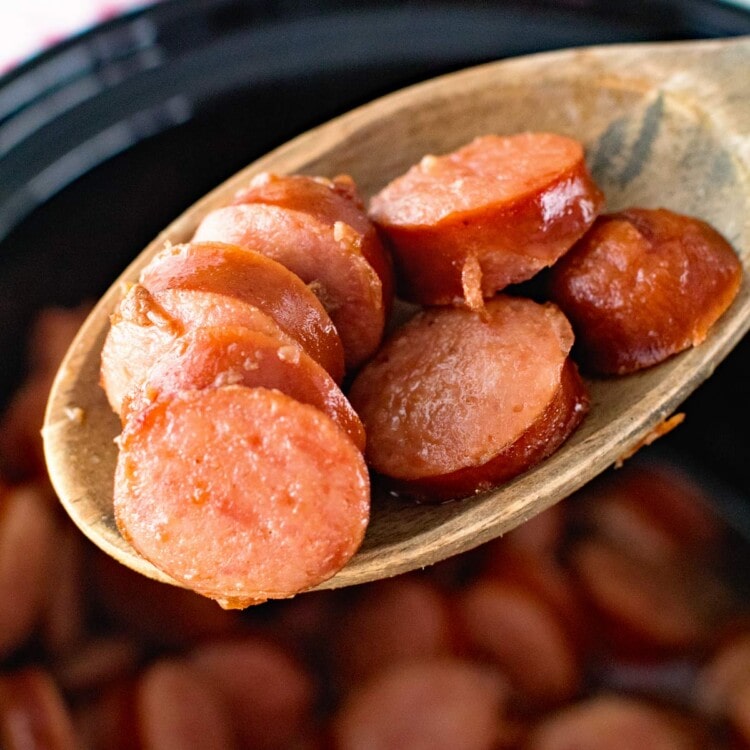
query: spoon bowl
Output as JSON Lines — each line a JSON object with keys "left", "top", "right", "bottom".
{"left": 43, "top": 36, "right": 750, "bottom": 590}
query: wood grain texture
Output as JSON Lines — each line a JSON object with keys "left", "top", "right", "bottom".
{"left": 43, "top": 37, "right": 750, "bottom": 590}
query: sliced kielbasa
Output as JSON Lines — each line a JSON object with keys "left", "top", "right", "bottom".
{"left": 348, "top": 296, "right": 588, "bottom": 501}
{"left": 369, "top": 133, "right": 603, "bottom": 309}
{"left": 0, "top": 667, "right": 79, "bottom": 749}
{"left": 572, "top": 462, "right": 723, "bottom": 564}
{"left": 527, "top": 696, "right": 701, "bottom": 750}
{"left": 101, "top": 285, "right": 300, "bottom": 416}
{"left": 138, "top": 242, "right": 345, "bottom": 382}
{"left": 189, "top": 637, "right": 315, "bottom": 750}
{"left": 333, "top": 576, "right": 453, "bottom": 686}
{"left": 333, "top": 658, "right": 509, "bottom": 750}
{"left": 136, "top": 659, "right": 235, "bottom": 750}
{"left": 569, "top": 537, "right": 730, "bottom": 655}
{"left": 548, "top": 208, "right": 742, "bottom": 374}
{"left": 196, "top": 172, "right": 394, "bottom": 369}
{"left": 124, "top": 325, "right": 365, "bottom": 451}
{"left": 482, "top": 544, "right": 591, "bottom": 657}
{"left": 457, "top": 578, "right": 581, "bottom": 704}
{"left": 114, "top": 386, "right": 369, "bottom": 607}
{"left": 233, "top": 173, "right": 392, "bottom": 297}
{"left": 697, "top": 631, "right": 750, "bottom": 718}
{"left": 0, "top": 484, "right": 58, "bottom": 659}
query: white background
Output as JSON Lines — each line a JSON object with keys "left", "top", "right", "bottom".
{"left": 0, "top": 0, "right": 157, "bottom": 73}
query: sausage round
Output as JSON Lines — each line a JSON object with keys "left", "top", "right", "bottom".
{"left": 333, "top": 658, "right": 508, "bottom": 750}
{"left": 136, "top": 659, "right": 235, "bottom": 750}
{"left": 196, "top": 172, "right": 393, "bottom": 369}
{"left": 101, "top": 285, "right": 300, "bottom": 416}
{"left": 114, "top": 386, "right": 369, "bottom": 607}
{"left": 697, "top": 631, "right": 750, "bottom": 718}
{"left": 527, "top": 696, "right": 699, "bottom": 750}
{"left": 0, "top": 667, "right": 79, "bottom": 749}
{"left": 457, "top": 578, "right": 581, "bottom": 704}
{"left": 348, "top": 296, "right": 588, "bottom": 501}
{"left": 369, "top": 133, "right": 603, "bottom": 308}
{"left": 569, "top": 537, "right": 726, "bottom": 654}
{"left": 233, "top": 173, "right": 393, "bottom": 299}
{"left": 0, "top": 485, "right": 58, "bottom": 659}
{"left": 124, "top": 325, "right": 365, "bottom": 451}
{"left": 548, "top": 208, "right": 743, "bottom": 374}
{"left": 138, "top": 241, "right": 345, "bottom": 383}
{"left": 189, "top": 637, "right": 315, "bottom": 750}
{"left": 482, "top": 545, "right": 591, "bottom": 656}
{"left": 333, "top": 577, "right": 453, "bottom": 686}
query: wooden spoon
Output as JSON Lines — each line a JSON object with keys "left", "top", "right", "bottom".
{"left": 43, "top": 36, "right": 750, "bottom": 591}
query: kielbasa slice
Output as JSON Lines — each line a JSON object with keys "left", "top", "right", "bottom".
{"left": 457, "top": 578, "right": 581, "bottom": 704}
{"left": 196, "top": 172, "right": 393, "bottom": 369}
{"left": 369, "top": 133, "right": 603, "bottom": 308}
{"left": 548, "top": 208, "right": 742, "bottom": 374}
{"left": 697, "top": 631, "right": 750, "bottom": 718}
{"left": 234, "top": 173, "right": 393, "bottom": 298}
{"left": 348, "top": 296, "right": 588, "bottom": 501}
{"left": 138, "top": 242, "right": 345, "bottom": 382}
{"left": 189, "top": 637, "right": 315, "bottom": 750}
{"left": 233, "top": 173, "right": 388, "bottom": 280}
{"left": 569, "top": 537, "right": 729, "bottom": 655}
{"left": 527, "top": 696, "right": 700, "bottom": 750}
{"left": 0, "top": 667, "right": 79, "bottom": 750}
{"left": 124, "top": 325, "right": 365, "bottom": 451}
{"left": 136, "top": 659, "right": 235, "bottom": 750}
{"left": 0, "top": 484, "right": 58, "bottom": 659}
{"left": 89, "top": 552, "right": 238, "bottom": 649}
{"left": 101, "top": 285, "right": 300, "bottom": 416}
{"left": 333, "top": 658, "right": 509, "bottom": 750}
{"left": 572, "top": 462, "right": 722, "bottom": 564}
{"left": 114, "top": 386, "right": 369, "bottom": 607}
{"left": 333, "top": 577, "right": 453, "bottom": 686}
{"left": 482, "top": 544, "right": 591, "bottom": 656}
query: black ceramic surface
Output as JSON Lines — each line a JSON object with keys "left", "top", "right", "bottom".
{"left": 1, "top": 0, "right": 749, "bottom": 495}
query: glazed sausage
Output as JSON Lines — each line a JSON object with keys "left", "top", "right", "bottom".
{"left": 348, "top": 296, "right": 588, "bottom": 501}
{"left": 0, "top": 484, "right": 58, "bottom": 659}
{"left": 333, "top": 658, "right": 509, "bottom": 750}
{"left": 138, "top": 242, "right": 345, "bottom": 382}
{"left": 0, "top": 667, "right": 79, "bottom": 749}
{"left": 333, "top": 577, "right": 453, "bottom": 685}
{"left": 101, "top": 285, "right": 300, "bottom": 416}
{"left": 732, "top": 682, "right": 750, "bottom": 745}
{"left": 572, "top": 462, "right": 723, "bottom": 564}
{"left": 114, "top": 386, "right": 369, "bottom": 607}
{"left": 136, "top": 659, "right": 235, "bottom": 750}
{"left": 527, "top": 696, "right": 700, "bottom": 750}
{"left": 196, "top": 172, "right": 394, "bottom": 369}
{"left": 189, "top": 637, "right": 315, "bottom": 750}
{"left": 569, "top": 537, "right": 729, "bottom": 654}
{"left": 696, "top": 631, "right": 750, "bottom": 718}
{"left": 548, "top": 208, "right": 742, "bottom": 374}
{"left": 41, "top": 523, "right": 87, "bottom": 655}
{"left": 369, "top": 133, "right": 603, "bottom": 309}
{"left": 52, "top": 636, "right": 141, "bottom": 696}
{"left": 123, "top": 325, "right": 365, "bottom": 451}
{"left": 482, "top": 545, "right": 591, "bottom": 656}
{"left": 1, "top": 305, "right": 88, "bottom": 479}
{"left": 233, "top": 173, "right": 393, "bottom": 299}
{"left": 73, "top": 681, "right": 139, "bottom": 750}
{"left": 457, "top": 578, "right": 581, "bottom": 704}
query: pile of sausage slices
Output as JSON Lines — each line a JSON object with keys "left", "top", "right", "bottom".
{"left": 100, "top": 132, "right": 742, "bottom": 607}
